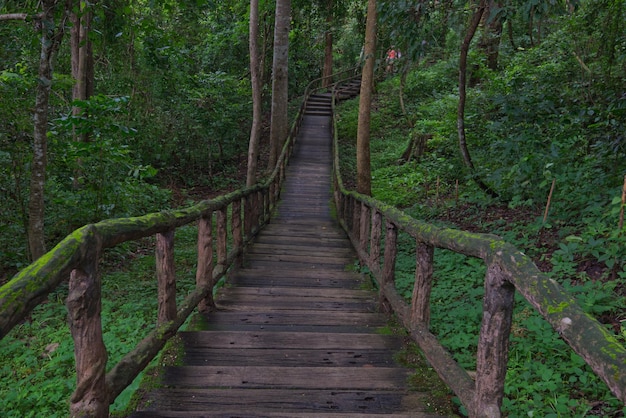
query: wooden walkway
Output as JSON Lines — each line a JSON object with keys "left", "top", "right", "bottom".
{"left": 131, "top": 88, "right": 449, "bottom": 417}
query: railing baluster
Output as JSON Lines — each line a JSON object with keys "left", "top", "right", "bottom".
{"left": 474, "top": 262, "right": 515, "bottom": 417}
{"left": 352, "top": 198, "right": 361, "bottom": 242}
{"left": 67, "top": 234, "right": 108, "bottom": 417}
{"left": 410, "top": 241, "right": 434, "bottom": 328}
{"left": 156, "top": 229, "right": 177, "bottom": 323}
{"left": 359, "top": 202, "right": 370, "bottom": 257}
{"left": 216, "top": 208, "right": 228, "bottom": 268}
{"left": 380, "top": 220, "right": 398, "bottom": 311}
{"left": 369, "top": 209, "right": 382, "bottom": 275}
{"left": 196, "top": 214, "right": 215, "bottom": 312}
{"left": 232, "top": 199, "right": 243, "bottom": 268}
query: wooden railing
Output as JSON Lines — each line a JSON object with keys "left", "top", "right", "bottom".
{"left": 330, "top": 83, "right": 626, "bottom": 417}
{"left": 0, "top": 70, "right": 352, "bottom": 417}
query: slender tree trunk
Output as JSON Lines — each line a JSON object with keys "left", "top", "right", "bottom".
{"left": 246, "top": 0, "right": 262, "bottom": 186}
{"left": 356, "top": 0, "right": 376, "bottom": 196}
{"left": 71, "top": 0, "right": 95, "bottom": 140}
{"left": 458, "top": 0, "right": 498, "bottom": 198}
{"left": 28, "top": 0, "right": 67, "bottom": 260}
{"left": 479, "top": 0, "right": 503, "bottom": 70}
{"left": 322, "top": 0, "right": 333, "bottom": 88}
{"left": 268, "top": 0, "right": 291, "bottom": 170}
{"left": 457, "top": 0, "right": 485, "bottom": 172}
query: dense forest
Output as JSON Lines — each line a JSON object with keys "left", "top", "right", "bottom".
{"left": 1, "top": 0, "right": 625, "bottom": 416}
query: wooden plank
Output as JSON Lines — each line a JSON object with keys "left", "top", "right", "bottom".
{"left": 138, "top": 388, "right": 428, "bottom": 414}
{"left": 132, "top": 411, "right": 430, "bottom": 418}
{"left": 181, "top": 348, "right": 398, "bottom": 367}
{"left": 229, "top": 273, "right": 363, "bottom": 289}
{"left": 216, "top": 287, "right": 376, "bottom": 299}
{"left": 201, "top": 311, "right": 387, "bottom": 327}
{"left": 162, "top": 366, "right": 409, "bottom": 389}
{"left": 243, "top": 251, "right": 352, "bottom": 264}
{"left": 179, "top": 331, "right": 403, "bottom": 350}
{"left": 247, "top": 243, "right": 354, "bottom": 257}
{"left": 215, "top": 298, "right": 377, "bottom": 313}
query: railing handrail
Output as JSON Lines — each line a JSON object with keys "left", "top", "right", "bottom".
{"left": 330, "top": 83, "right": 626, "bottom": 417}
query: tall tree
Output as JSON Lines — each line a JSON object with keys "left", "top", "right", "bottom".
{"left": 479, "top": 0, "right": 504, "bottom": 70}
{"left": 355, "top": 0, "right": 376, "bottom": 196}
{"left": 268, "top": 0, "right": 291, "bottom": 169}
{"left": 457, "top": 0, "right": 497, "bottom": 197}
{"left": 1, "top": 1, "right": 71, "bottom": 260}
{"left": 246, "top": 0, "right": 262, "bottom": 186}
{"left": 71, "top": 0, "right": 95, "bottom": 134}
{"left": 322, "top": 0, "right": 333, "bottom": 88}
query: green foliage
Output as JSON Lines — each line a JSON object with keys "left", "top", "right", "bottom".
{"left": 47, "top": 94, "right": 170, "bottom": 234}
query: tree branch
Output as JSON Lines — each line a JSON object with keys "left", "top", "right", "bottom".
{"left": 0, "top": 12, "right": 44, "bottom": 21}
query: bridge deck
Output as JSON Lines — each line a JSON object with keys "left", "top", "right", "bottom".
{"left": 130, "top": 92, "right": 448, "bottom": 417}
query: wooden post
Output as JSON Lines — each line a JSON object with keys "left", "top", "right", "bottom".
{"left": 66, "top": 237, "right": 108, "bottom": 417}
{"left": 369, "top": 210, "right": 382, "bottom": 275}
{"left": 343, "top": 195, "right": 351, "bottom": 230}
{"left": 255, "top": 190, "right": 263, "bottom": 230}
{"left": 474, "top": 262, "right": 515, "bottom": 417}
{"left": 196, "top": 214, "right": 215, "bottom": 312}
{"left": 410, "top": 241, "right": 434, "bottom": 328}
{"left": 352, "top": 198, "right": 361, "bottom": 242}
{"left": 232, "top": 199, "right": 243, "bottom": 267}
{"left": 381, "top": 220, "right": 398, "bottom": 311}
{"left": 216, "top": 207, "right": 228, "bottom": 268}
{"left": 359, "top": 202, "right": 370, "bottom": 256}
{"left": 156, "top": 229, "right": 176, "bottom": 323}
{"left": 244, "top": 195, "right": 253, "bottom": 241}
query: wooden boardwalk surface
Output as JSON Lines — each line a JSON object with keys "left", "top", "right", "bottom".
{"left": 131, "top": 89, "right": 449, "bottom": 417}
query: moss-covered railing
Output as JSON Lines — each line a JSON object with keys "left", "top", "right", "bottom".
{"left": 330, "top": 86, "right": 626, "bottom": 417}
{"left": 0, "top": 70, "right": 352, "bottom": 416}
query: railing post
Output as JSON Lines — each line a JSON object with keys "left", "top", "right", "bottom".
{"left": 244, "top": 195, "right": 253, "bottom": 240}
{"left": 474, "top": 262, "right": 515, "bottom": 418}
{"left": 369, "top": 209, "right": 382, "bottom": 275}
{"left": 231, "top": 199, "right": 243, "bottom": 267}
{"left": 352, "top": 198, "right": 361, "bottom": 241}
{"left": 216, "top": 207, "right": 228, "bottom": 269}
{"left": 380, "top": 220, "right": 398, "bottom": 312}
{"left": 156, "top": 229, "right": 177, "bottom": 323}
{"left": 66, "top": 231, "right": 108, "bottom": 417}
{"left": 359, "top": 202, "right": 370, "bottom": 257}
{"left": 410, "top": 241, "right": 435, "bottom": 328}
{"left": 196, "top": 213, "right": 215, "bottom": 312}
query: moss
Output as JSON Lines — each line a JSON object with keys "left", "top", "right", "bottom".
{"left": 547, "top": 301, "right": 570, "bottom": 314}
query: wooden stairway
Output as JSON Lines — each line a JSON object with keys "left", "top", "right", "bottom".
{"left": 130, "top": 90, "right": 449, "bottom": 417}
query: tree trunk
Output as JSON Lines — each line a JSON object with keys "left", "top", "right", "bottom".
{"left": 28, "top": 0, "right": 67, "bottom": 261}
{"left": 71, "top": 0, "right": 95, "bottom": 141}
{"left": 479, "top": 0, "right": 503, "bottom": 70}
{"left": 322, "top": 0, "right": 333, "bottom": 88}
{"left": 457, "top": 0, "right": 498, "bottom": 198}
{"left": 246, "top": 0, "right": 262, "bottom": 187}
{"left": 268, "top": 0, "right": 291, "bottom": 170}
{"left": 356, "top": 0, "right": 376, "bottom": 197}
